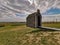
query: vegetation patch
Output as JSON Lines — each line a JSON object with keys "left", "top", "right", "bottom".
{"left": 42, "top": 22, "right": 60, "bottom": 28}
{"left": 0, "top": 22, "right": 60, "bottom": 45}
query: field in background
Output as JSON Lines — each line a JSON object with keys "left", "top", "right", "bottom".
{"left": 0, "top": 22, "right": 60, "bottom": 28}
{"left": 0, "top": 22, "right": 25, "bottom": 27}
{"left": 0, "top": 22, "right": 60, "bottom": 45}
{"left": 42, "top": 22, "right": 60, "bottom": 28}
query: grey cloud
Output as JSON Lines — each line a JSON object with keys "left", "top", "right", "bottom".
{"left": 0, "top": 0, "right": 60, "bottom": 22}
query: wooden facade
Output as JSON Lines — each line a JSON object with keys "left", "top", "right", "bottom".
{"left": 26, "top": 9, "right": 42, "bottom": 28}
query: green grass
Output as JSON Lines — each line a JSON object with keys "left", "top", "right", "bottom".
{"left": 0, "top": 22, "right": 60, "bottom": 45}
{"left": 42, "top": 22, "right": 60, "bottom": 28}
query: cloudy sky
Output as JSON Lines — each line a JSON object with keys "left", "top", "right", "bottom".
{"left": 0, "top": 0, "right": 60, "bottom": 22}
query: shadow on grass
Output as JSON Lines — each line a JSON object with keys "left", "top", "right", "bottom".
{"left": 29, "top": 28, "right": 60, "bottom": 33}
{"left": 0, "top": 25, "right": 5, "bottom": 27}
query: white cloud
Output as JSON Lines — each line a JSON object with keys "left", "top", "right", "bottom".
{"left": 0, "top": 0, "right": 60, "bottom": 22}
{"left": 42, "top": 14, "right": 60, "bottom": 22}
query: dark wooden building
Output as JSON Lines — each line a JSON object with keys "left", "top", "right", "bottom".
{"left": 26, "top": 9, "right": 42, "bottom": 28}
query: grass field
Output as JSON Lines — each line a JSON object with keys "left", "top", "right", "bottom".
{"left": 42, "top": 22, "right": 60, "bottom": 28}
{"left": 0, "top": 22, "right": 60, "bottom": 45}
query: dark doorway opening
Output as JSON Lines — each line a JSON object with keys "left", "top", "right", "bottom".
{"left": 37, "top": 16, "right": 40, "bottom": 27}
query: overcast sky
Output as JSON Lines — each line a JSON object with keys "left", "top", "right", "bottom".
{"left": 0, "top": 0, "right": 60, "bottom": 22}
